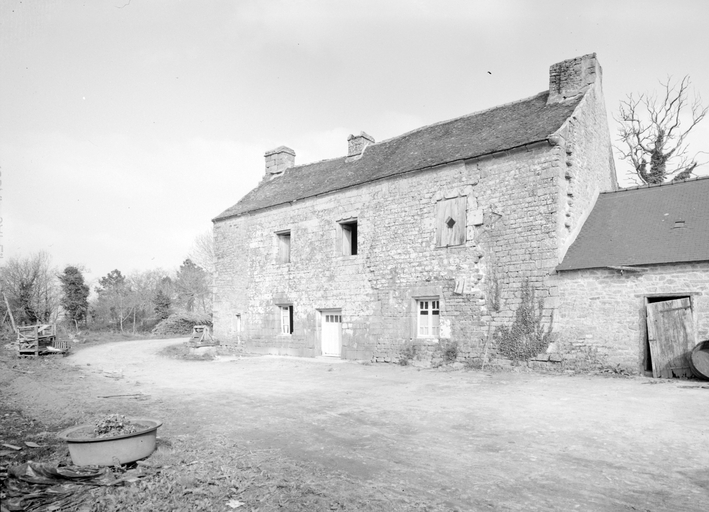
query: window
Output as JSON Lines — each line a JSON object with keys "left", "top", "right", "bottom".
{"left": 435, "top": 197, "right": 467, "bottom": 247}
{"left": 234, "top": 314, "right": 242, "bottom": 333}
{"left": 340, "top": 220, "right": 358, "bottom": 255}
{"left": 280, "top": 305, "right": 293, "bottom": 335}
{"left": 417, "top": 299, "right": 440, "bottom": 337}
{"left": 277, "top": 231, "right": 291, "bottom": 263}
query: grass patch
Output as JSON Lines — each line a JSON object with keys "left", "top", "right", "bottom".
{"left": 157, "top": 344, "right": 216, "bottom": 361}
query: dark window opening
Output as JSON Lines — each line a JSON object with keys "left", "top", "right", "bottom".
{"left": 341, "top": 221, "right": 358, "bottom": 256}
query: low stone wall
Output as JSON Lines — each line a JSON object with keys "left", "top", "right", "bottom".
{"left": 552, "top": 262, "right": 709, "bottom": 373}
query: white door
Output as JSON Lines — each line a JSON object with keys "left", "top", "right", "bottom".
{"left": 321, "top": 311, "right": 342, "bottom": 357}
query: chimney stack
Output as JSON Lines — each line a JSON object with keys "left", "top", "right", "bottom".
{"left": 547, "top": 53, "right": 601, "bottom": 104}
{"left": 347, "top": 132, "right": 375, "bottom": 158}
{"left": 264, "top": 146, "right": 295, "bottom": 177}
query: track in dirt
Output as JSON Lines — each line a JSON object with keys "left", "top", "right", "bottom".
{"left": 5, "top": 338, "right": 709, "bottom": 511}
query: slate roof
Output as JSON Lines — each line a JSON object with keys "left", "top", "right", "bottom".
{"left": 557, "top": 177, "right": 709, "bottom": 271}
{"left": 214, "top": 91, "right": 582, "bottom": 221}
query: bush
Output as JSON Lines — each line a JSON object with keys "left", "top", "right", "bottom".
{"left": 493, "top": 280, "right": 554, "bottom": 362}
{"left": 398, "top": 343, "right": 418, "bottom": 366}
{"left": 442, "top": 341, "right": 459, "bottom": 364}
{"left": 152, "top": 311, "right": 212, "bottom": 336}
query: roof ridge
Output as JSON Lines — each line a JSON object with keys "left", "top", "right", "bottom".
{"left": 602, "top": 174, "right": 709, "bottom": 195}
{"left": 215, "top": 89, "right": 581, "bottom": 221}
{"left": 373, "top": 91, "right": 550, "bottom": 147}
{"left": 283, "top": 91, "right": 551, "bottom": 173}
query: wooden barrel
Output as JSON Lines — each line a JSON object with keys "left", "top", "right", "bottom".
{"left": 688, "top": 340, "right": 709, "bottom": 380}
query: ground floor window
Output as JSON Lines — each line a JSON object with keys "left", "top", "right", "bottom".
{"left": 417, "top": 299, "right": 440, "bottom": 337}
{"left": 279, "top": 305, "right": 293, "bottom": 335}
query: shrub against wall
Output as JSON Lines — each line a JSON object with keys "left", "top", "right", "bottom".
{"left": 493, "top": 280, "right": 554, "bottom": 362}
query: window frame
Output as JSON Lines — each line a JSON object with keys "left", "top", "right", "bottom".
{"left": 276, "top": 230, "right": 291, "bottom": 264}
{"left": 278, "top": 305, "right": 294, "bottom": 335}
{"left": 234, "top": 313, "right": 242, "bottom": 333}
{"left": 416, "top": 298, "right": 440, "bottom": 338}
{"left": 340, "top": 220, "right": 358, "bottom": 256}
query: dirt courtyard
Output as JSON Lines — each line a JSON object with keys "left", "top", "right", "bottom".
{"left": 3, "top": 338, "right": 709, "bottom": 511}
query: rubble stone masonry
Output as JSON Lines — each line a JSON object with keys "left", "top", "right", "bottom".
{"left": 213, "top": 58, "right": 617, "bottom": 364}
{"left": 214, "top": 143, "right": 564, "bottom": 361}
{"left": 553, "top": 263, "right": 709, "bottom": 371}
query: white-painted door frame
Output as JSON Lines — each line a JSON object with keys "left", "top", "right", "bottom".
{"left": 320, "top": 309, "right": 342, "bottom": 357}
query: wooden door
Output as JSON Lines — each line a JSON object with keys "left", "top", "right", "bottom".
{"left": 646, "top": 298, "right": 695, "bottom": 378}
{"left": 321, "top": 312, "right": 342, "bottom": 357}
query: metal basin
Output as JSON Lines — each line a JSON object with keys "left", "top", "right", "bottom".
{"left": 57, "top": 418, "right": 162, "bottom": 466}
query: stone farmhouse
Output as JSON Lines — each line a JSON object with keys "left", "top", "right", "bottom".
{"left": 213, "top": 53, "right": 708, "bottom": 375}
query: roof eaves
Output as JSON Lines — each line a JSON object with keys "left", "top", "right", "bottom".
{"left": 599, "top": 174, "right": 709, "bottom": 196}
{"left": 557, "top": 257, "right": 709, "bottom": 272}
{"left": 212, "top": 137, "right": 552, "bottom": 223}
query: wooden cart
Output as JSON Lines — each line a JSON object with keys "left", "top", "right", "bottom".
{"left": 187, "top": 325, "right": 217, "bottom": 346}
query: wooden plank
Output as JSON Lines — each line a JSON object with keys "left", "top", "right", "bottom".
{"left": 3, "top": 292, "right": 17, "bottom": 333}
{"left": 435, "top": 199, "right": 448, "bottom": 247}
{"left": 451, "top": 196, "right": 467, "bottom": 246}
{"left": 646, "top": 298, "right": 695, "bottom": 378}
{"left": 436, "top": 197, "right": 467, "bottom": 247}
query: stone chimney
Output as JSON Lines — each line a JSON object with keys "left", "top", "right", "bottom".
{"left": 547, "top": 53, "right": 601, "bottom": 104}
{"left": 264, "top": 146, "right": 295, "bottom": 177}
{"left": 347, "top": 132, "right": 375, "bottom": 158}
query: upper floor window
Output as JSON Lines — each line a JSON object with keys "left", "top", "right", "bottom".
{"left": 340, "top": 220, "right": 358, "bottom": 256}
{"left": 417, "top": 299, "right": 440, "bottom": 337}
{"left": 276, "top": 230, "right": 291, "bottom": 263}
{"left": 435, "top": 197, "right": 467, "bottom": 247}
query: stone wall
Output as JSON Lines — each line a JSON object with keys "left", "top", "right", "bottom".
{"left": 554, "top": 81, "right": 617, "bottom": 261}
{"left": 553, "top": 263, "right": 709, "bottom": 372}
{"left": 214, "top": 140, "right": 566, "bottom": 361}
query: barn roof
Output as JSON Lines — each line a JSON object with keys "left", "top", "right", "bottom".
{"left": 557, "top": 177, "right": 709, "bottom": 271}
{"left": 214, "top": 91, "right": 582, "bottom": 221}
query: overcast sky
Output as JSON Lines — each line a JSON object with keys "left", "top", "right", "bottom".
{"left": 1, "top": 0, "right": 708, "bottom": 286}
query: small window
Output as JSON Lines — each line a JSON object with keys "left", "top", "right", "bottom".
{"left": 340, "top": 220, "right": 358, "bottom": 256}
{"left": 279, "top": 305, "right": 293, "bottom": 335}
{"left": 417, "top": 299, "right": 440, "bottom": 337}
{"left": 234, "top": 314, "right": 242, "bottom": 333}
{"left": 436, "top": 197, "right": 467, "bottom": 247}
{"left": 277, "top": 231, "right": 291, "bottom": 263}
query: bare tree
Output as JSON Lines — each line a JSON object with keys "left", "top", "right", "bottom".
{"left": 616, "top": 76, "right": 708, "bottom": 185}
{"left": 0, "top": 251, "right": 60, "bottom": 325}
{"left": 188, "top": 230, "right": 215, "bottom": 274}
{"left": 128, "top": 269, "right": 169, "bottom": 332}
